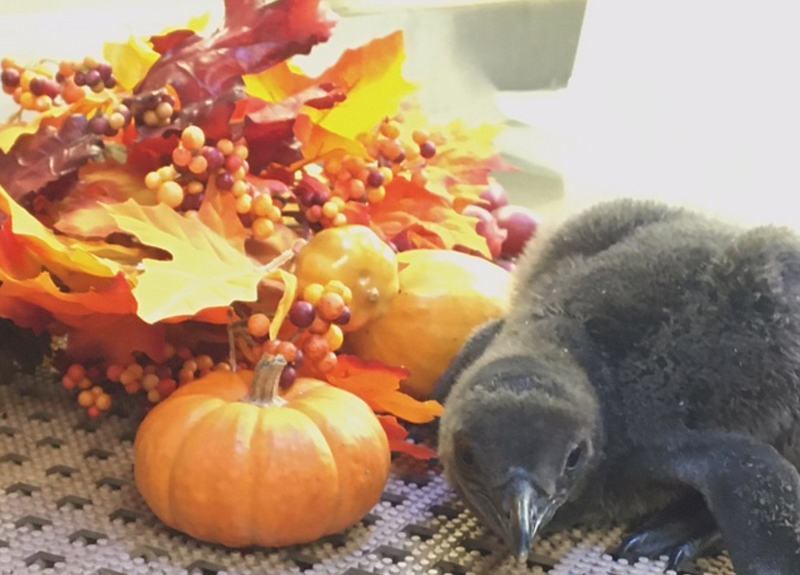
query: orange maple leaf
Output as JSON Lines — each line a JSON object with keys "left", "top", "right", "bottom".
{"left": 324, "top": 354, "right": 443, "bottom": 424}
{"left": 0, "top": 185, "right": 121, "bottom": 289}
{"left": 378, "top": 415, "right": 439, "bottom": 460}
{"left": 352, "top": 176, "right": 491, "bottom": 257}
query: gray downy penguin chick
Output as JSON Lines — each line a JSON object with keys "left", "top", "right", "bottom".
{"left": 434, "top": 198, "right": 800, "bottom": 575}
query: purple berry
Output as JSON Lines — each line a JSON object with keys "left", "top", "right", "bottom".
{"left": 278, "top": 366, "right": 297, "bottom": 389}
{"left": 366, "top": 170, "right": 385, "bottom": 188}
{"left": 215, "top": 173, "right": 235, "bottom": 191}
{"left": 419, "top": 141, "right": 436, "bottom": 159}
{"left": 288, "top": 301, "right": 316, "bottom": 328}
{"left": 88, "top": 115, "right": 109, "bottom": 135}
{"left": 60, "top": 114, "right": 88, "bottom": 136}
{"left": 104, "top": 76, "right": 117, "bottom": 89}
{"left": 28, "top": 77, "right": 44, "bottom": 96}
{"left": 203, "top": 147, "right": 225, "bottom": 171}
{"left": 291, "top": 350, "right": 305, "bottom": 370}
{"left": 1, "top": 68, "right": 20, "bottom": 88}
{"left": 73, "top": 72, "right": 86, "bottom": 86}
{"left": 84, "top": 70, "right": 101, "bottom": 87}
{"left": 96, "top": 62, "right": 112, "bottom": 80}
{"left": 332, "top": 306, "right": 351, "bottom": 326}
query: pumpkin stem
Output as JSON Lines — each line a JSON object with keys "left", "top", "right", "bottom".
{"left": 249, "top": 354, "right": 288, "bottom": 406}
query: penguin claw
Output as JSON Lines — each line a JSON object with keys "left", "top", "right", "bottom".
{"left": 609, "top": 495, "right": 722, "bottom": 571}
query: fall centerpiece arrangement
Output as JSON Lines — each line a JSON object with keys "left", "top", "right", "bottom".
{"left": 0, "top": 0, "right": 539, "bottom": 547}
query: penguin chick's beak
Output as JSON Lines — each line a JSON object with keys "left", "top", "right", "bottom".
{"left": 502, "top": 472, "right": 556, "bottom": 561}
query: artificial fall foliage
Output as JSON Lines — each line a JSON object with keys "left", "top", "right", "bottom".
{"left": 0, "top": 0, "right": 528, "bottom": 458}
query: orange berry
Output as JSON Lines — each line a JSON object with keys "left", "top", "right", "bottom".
{"left": 87, "top": 406, "right": 101, "bottom": 419}
{"left": 124, "top": 382, "right": 141, "bottom": 395}
{"left": 34, "top": 95, "right": 52, "bottom": 112}
{"left": 324, "top": 324, "right": 344, "bottom": 351}
{"left": 411, "top": 169, "right": 428, "bottom": 187}
{"left": 147, "top": 389, "right": 161, "bottom": 403}
{"left": 61, "top": 81, "right": 85, "bottom": 104}
{"left": 276, "top": 341, "right": 298, "bottom": 362}
{"left": 188, "top": 155, "right": 208, "bottom": 175}
{"left": 412, "top": 130, "right": 429, "bottom": 145}
{"left": 308, "top": 315, "right": 331, "bottom": 335}
{"left": 304, "top": 335, "right": 330, "bottom": 361}
{"left": 316, "top": 351, "right": 338, "bottom": 373}
{"left": 343, "top": 156, "right": 366, "bottom": 176}
{"left": 251, "top": 193, "right": 273, "bottom": 217}
{"left": 367, "top": 186, "right": 386, "bottom": 203}
{"left": 380, "top": 120, "right": 401, "bottom": 139}
{"left": 77, "top": 390, "right": 95, "bottom": 408}
{"left": 178, "top": 368, "right": 195, "bottom": 383}
{"left": 233, "top": 144, "right": 249, "bottom": 160}
{"left": 347, "top": 179, "right": 366, "bottom": 200}
{"left": 303, "top": 283, "right": 325, "bottom": 305}
{"left": 61, "top": 375, "right": 76, "bottom": 390}
{"left": 251, "top": 217, "right": 275, "bottom": 239}
{"left": 183, "top": 359, "right": 198, "bottom": 373}
{"left": 379, "top": 138, "right": 404, "bottom": 161}
{"left": 156, "top": 378, "right": 177, "bottom": 398}
{"left": 141, "top": 373, "right": 160, "bottom": 392}
{"left": 186, "top": 181, "right": 204, "bottom": 195}
{"left": 172, "top": 146, "right": 192, "bottom": 167}
{"left": 323, "top": 158, "right": 342, "bottom": 177}
{"left": 324, "top": 280, "right": 353, "bottom": 305}
{"left": 195, "top": 354, "right": 214, "bottom": 371}
{"left": 318, "top": 292, "right": 345, "bottom": 321}
{"left": 231, "top": 180, "right": 249, "bottom": 198}
{"left": 95, "top": 394, "right": 112, "bottom": 411}
{"left": 265, "top": 205, "right": 282, "bottom": 222}
{"left": 78, "top": 377, "right": 93, "bottom": 390}
{"left": 322, "top": 201, "right": 339, "bottom": 219}
{"left": 19, "top": 91, "right": 35, "bottom": 110}
{"left": 247, "top": 313, "right": 271, "bottom": 338}
{"left": 235, "top": 194, "right": 252, "bottom": 214}
{"left": 19, "top": 70, "right": 33, "bottom": 91}
{"left": 332, "top": 213, "right": 348, "bottom": 227}
{"left": 216, "top": 139, "right": 234, "bottom": 155}
{"left": 67, "top": 364, "right": 86, "bottom": 382}
{"left": 58, "top": 61, "right": 74, "bottom": 77}
{"left": 157, "top": 181, "right": 184, "bottom": 208}
{"left": 144, "top": 171, "right": 162, "bottom": 190}
{"left": 181, "top": 125, "right": 205, "bottom": 151}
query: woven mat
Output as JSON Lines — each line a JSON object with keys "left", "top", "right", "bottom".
{"left": 0, "top": 369, "right": 737, "bottom": 575}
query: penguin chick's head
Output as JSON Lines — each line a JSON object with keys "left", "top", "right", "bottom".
{"left": 439, "top": 353, "right": 602, "bottom": 560}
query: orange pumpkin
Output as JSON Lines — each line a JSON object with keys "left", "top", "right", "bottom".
{"left": 133, "top": 356, "right": 390, "bottom": 548}
{"left": 293, "top": 225, "right": 399, "bottom": 332}
{"left": 346, "top": 249, "right": 512, "bottom": 399}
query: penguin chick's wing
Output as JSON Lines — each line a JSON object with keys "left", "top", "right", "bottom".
{"left": 620, "top": 430, "right": 800, "bottom": 575}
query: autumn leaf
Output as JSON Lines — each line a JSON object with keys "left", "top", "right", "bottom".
{"left": 0, "top": 266, "right": 164, "bottom": 362}
{"left": 197, "top": 180, "right": 248, "bottom": 252}
{"left": 0, "top": 117, "right": 106, "bottom": 204}
{"left": 246, "top": 31, "right": 416, "bottom": 164}
{"left": 132, "top": 0, "right": 337, "bottom": 137}
{"left": 99, "top": 199, "right": 273, "bottom": 324}
{"left": 325, "top": 354, "right": 443, "bottom": 424}
{"left": 378, "top": 415, "right": 439, "bottom": 460}
{"left": 357, "top": 176, "right": 491, "bottom": 257}
{"left": 267, "top": 268, "right": 297, "bottom": 340}
{"left": 0, "top": 185, "right": 120, "bottom": 288}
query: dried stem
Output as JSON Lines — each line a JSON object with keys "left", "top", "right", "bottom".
{"left": 249, "top": 354, "right": 287, "bottom": 405}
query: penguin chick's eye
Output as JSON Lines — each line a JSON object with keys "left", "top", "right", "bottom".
{"left": 564, "top": 443, "right": 585, "bottom": 472}
{"left": 456, "top": 436, "right": 475, "bottom": 467}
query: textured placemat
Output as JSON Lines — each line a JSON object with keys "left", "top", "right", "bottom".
{"left": 0, "top": 368, "right": 736, "bottom": 575}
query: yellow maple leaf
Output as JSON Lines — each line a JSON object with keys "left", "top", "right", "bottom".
{"left": 100, "top": 200, "right": 270, "bottom": 324}
{"left": 245, "top": 31, "right": 417, "bottom": 163}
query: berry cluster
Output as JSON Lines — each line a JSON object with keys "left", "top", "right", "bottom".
{"left": 60, "top": 344, "right": 237, "bottom": 416}
{"left": 1, "top": 56, "right": 118, "bottom": 113}
{"left": 60, "top": 363, "right": 112, "bottom": 418}
{"left": 244, "top": 280, "right": 352, "bottom": 385}
{"left": 144, "top": 126, "right": 284, "bottom": 240}
{"left": 300, "top": 117, "right": 439, "bottom": 230}
{"left": 122, "top": 91, "right": 177, "bottom": 128}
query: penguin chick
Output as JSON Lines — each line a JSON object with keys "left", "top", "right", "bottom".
{"left": 435, "top": 198, "right": 800, "bottom": 575}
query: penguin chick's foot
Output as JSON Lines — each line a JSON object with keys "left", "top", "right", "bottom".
{"left": 610, "top": 493, "right": 723, "bottom": 571}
